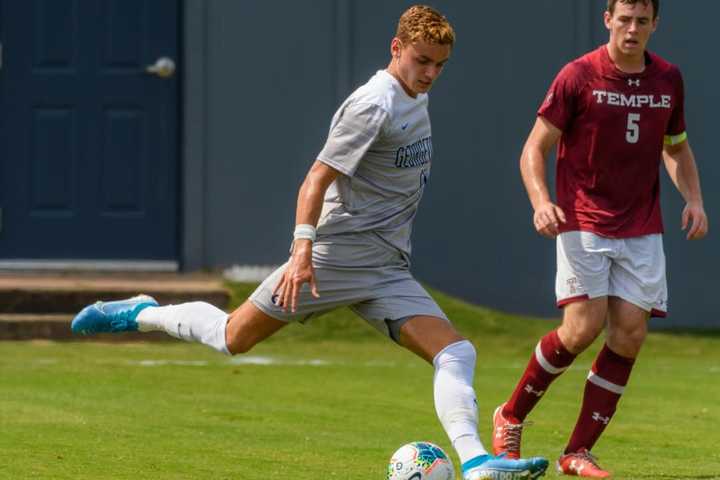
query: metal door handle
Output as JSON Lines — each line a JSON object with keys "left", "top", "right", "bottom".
{"left": 145, "top": 57, "right": 176, "bottom": 78}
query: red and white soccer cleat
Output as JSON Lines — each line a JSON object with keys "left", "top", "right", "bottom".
{"left": 556, "top": 448, "right": 611, "bottom": 478}
{"left": 492, "top": 402, "right": 528, "bottom": 460}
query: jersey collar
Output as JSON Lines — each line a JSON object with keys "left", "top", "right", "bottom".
{"left": 598, "top": 45, "right": 658, "bottom": 80}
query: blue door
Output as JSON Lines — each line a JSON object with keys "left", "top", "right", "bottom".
{"left": 0, "top": 0, "right": 179, "bottom": 261}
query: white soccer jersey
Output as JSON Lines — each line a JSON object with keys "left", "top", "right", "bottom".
{"left": 316, "top": 70, "right": 433, "bottom": 258}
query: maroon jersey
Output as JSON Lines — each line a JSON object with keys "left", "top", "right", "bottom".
{"left": 538, "top": 46, "right": 686, "bottom": 237}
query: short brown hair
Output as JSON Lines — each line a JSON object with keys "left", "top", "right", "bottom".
{"left": 396, "top": 5, "right": 455, "bottom": 48}
{"left": 607, "top": 0, "right": 659, "bottom": 19}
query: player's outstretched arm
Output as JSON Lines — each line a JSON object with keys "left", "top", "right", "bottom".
{"left": 662, "top": 140, "right": 708, "bottom": 240}
{"left": 274, "top": 161, "right": 340, "bottom": 312}
{"left": 520, "top": 117, "right": 566, "bottom": 238}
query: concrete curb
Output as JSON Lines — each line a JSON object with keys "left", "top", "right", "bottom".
{"left": 0, "top": 273, "right": 231, "bottom": 340}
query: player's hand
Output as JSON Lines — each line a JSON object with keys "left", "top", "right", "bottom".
{"left": 682, "top": 201, "right": 708, "bottom": 240}
{"left": 272, "top": 239, "right": 320, "bottom": 313}
{"left": 533, "top": 201, "right": 566, "bottom": 238}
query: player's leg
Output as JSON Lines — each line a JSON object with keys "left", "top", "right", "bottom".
{"left": 508, "top": 298, "right": 609, "bottom": 418}
{"left": 556, "top": 298, "right": 610, "bottom": 354}
{"left": 399, "top": 316, "right": 484, "bottom": 462}
{"left": 355, "top": 276, "right": 549, "bottom": 479}
{"left": 398, "top": 316, "right": 483, "bottom": 461}
{"left": 493, "top": 299, "right": 607, "bottom": 461}
{"left": 605, "top": 297, "right": 648, "bottom": 357}
{"left": 143, "top": 254, "right": 372, "bottom": 354}
{"left": 70, "top": 260, "right": 340, "bottom": 354}
{"left": 351, "top": 285, "right": 487, "bottom": 466}
{"left": 224, "top": 300, "right": 286, "bottom": 354}
{"left": 397, "top": 315, "right": 548, "bottom": 479}
{"left": 143, "top": 299, "right": 287, "bottom": 355}
{"left": 558, "top": 235, "right": 662, "bottom": 477}
{"left": 398, "top": 314, "right": 464, "bottom": 362}
{"left": 70, "top": 293, "right": 287, "bottom": 355}
{"left": 557, "top": 298, "right": 646, "bottom": 478}
{"left": 494, "top": 232, "right": 612, "bottom": 459}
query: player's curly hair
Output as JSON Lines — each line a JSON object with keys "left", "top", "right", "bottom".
{"left": 396, "top": 5, "right": 455, "bottom": 48}
{"left": 607, "top": 0, "right": 659, "bottom": 19}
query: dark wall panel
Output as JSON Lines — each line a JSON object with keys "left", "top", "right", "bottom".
{"left": 202, "top": 0, "right": 338, "bottom": 266}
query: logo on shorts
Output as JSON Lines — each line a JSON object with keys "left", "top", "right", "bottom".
{"left": 566, "top": 277, "right": 579, "bottom": 295}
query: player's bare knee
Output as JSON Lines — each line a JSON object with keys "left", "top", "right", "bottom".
{"left": 224, "top": 319, "right": 258, "bottom": 355}
{"left": 227, "top": 343, "right": 253, "bottom": 356}
{"left": 224, "top": 301, "right": 286, "bottom": 355}
{"left": 609, "top": 322, "right": 647, "bottom": 354}
{"left": 560, "top": 322, "right": 602, "bottom": 353}
{"left": 226, "top": 335, "right": 257, "bottom": 355}
{"left": 627, "top": 323, "right": 647, "bottom": 345}
{"left": 568, "top": 332, "right": 597, "bottom": 352}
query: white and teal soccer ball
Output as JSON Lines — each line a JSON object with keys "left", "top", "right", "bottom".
{"left": 386, "top": 441, "right": 455, "bottom": 480}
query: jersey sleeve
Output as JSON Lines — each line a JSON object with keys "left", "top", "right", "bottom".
{"left": 665, "top": 68, "right": 687, "bottom": 143}
{"left": 537, "top": 62, "right": 582, "bottom": 132}
{"left": 317, "top": 102, "right": 388, "bottom": 177}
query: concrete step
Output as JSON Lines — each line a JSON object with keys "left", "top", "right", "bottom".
{"left": 0, "top": 274, "right": 230, "bottom": 314}
{"left": 0, "top": 314, "right": 171, "bottom": 341}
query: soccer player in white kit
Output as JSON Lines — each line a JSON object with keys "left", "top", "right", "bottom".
{"left": 72, "top": 5, "right": 548, "bottom": 479}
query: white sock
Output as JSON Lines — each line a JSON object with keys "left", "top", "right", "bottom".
{"left": 433, "top": 339, "right": 488, "bottom": 464}
{"left": 137, "top": 302, "right": 230, "bottom": 355}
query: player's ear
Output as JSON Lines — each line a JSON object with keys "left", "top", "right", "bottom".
{"left": 603, "top": 11, "right": 612, "bottom": 30}
{"left": 651, "top": 16, "right": 658, "bottom": 33}
{"left": 390, "top": 37, "right": 403, "bottom": 59}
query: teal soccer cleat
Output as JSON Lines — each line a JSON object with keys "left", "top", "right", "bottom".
{"left": 71, "top": 295, "right": 158, "bottom": 335}
{"left": 462, "top": 454, "right": 549, "bottom": 480}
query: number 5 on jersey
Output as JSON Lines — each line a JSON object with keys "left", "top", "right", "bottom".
{"left": 626, "top": 113, "right": 640, "bottom": 144}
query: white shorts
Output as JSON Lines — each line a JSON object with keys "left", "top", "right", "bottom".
{"left": 556, "top": 231, "right": 667, "bottom": 317}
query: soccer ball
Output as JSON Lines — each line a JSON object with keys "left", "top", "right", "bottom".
{"left": 386, "top": 441, "right": 455, "bottom": 480}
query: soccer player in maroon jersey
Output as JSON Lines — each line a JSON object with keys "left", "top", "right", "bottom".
{"left": 492, "top": 0, "right": 708, "bottom": 477}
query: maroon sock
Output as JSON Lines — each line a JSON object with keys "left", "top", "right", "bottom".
{"left": 565, "top": 343, "right": 635, "bottom": 453}
{"left": 504, "top": 330, "right": 576, "bottom": 422}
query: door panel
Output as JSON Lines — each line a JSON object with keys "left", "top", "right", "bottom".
{"left": 0, "top": 0, "right": 179, "bottom": 260}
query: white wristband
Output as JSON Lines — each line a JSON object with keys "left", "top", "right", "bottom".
{"left": 293, "top": 224, "right": 317, "bottom": 242}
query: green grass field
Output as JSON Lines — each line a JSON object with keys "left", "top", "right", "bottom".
{"left": 1, "top": 283, "right": 718, "bottom": 479}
